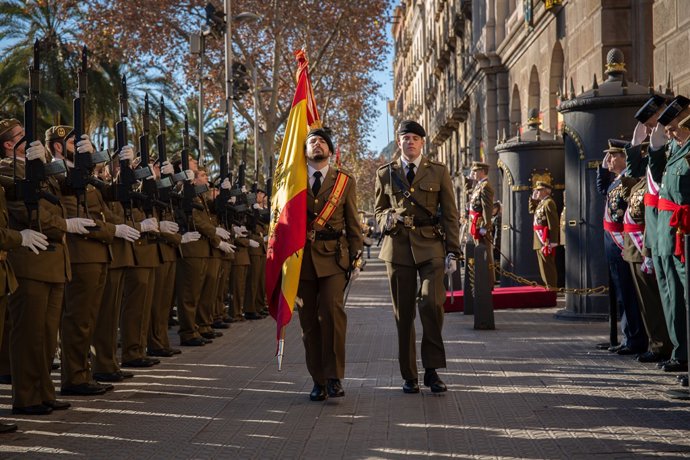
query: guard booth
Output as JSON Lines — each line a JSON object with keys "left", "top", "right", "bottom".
{"left": 496, "top": 110, "right": 564, "bottom": 287}
{"left": 556, "top": 48, "right": 659, "bottom": 320}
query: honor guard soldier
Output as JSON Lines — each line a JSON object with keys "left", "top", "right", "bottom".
{"left": 597, "top": 138, "right": 647, "bottom": 355}
{"left": 298, "top": 128, "right": 362, "bottom": 401}
{"left": 375, "top": 120, "right": 460, "bottom": 394}
{"left": 648, "top": 96, "right": 690, "bottom": 373}
{"left": 529, "top": 180, "right": 559, "bottom": 288}
{"left": 467, "top": 161, "right": 495, "bottom": 286}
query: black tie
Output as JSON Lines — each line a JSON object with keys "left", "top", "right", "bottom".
{"left": 406, "top": 163, "right": 416, "bottom": 184}
{"left": 312, "top": 171, "right": 322, "bottom": 195}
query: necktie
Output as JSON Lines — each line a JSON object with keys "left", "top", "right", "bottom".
{"left": 312, "top": 171, "right": 322, "bottom": 195}
{"left": 406, "top": 163, "right": 416, "bottom": 184}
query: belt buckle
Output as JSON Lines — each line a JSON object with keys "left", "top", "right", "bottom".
{"left": 403, "top": 216, "right": 414, "bottom": 228}
{"left": 307, "top": 229, "right": 316, "bottom": 242}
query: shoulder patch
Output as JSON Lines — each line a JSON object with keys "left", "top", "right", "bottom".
{"left": 377, "top": 161, "right": 394, "bottom": 171}
{"left": 427, "top": 159, "right": 446, "bottom": 167}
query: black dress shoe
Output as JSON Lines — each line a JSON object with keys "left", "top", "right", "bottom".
{"left": 12, "top": 404, "right": 53, "bottom": 415}
{"left": 212, "top": 321, "right": 230, "bottom": 329}
{"left": 662, "top": 359, "right": 688, "bottom": 372}
{"left": 147, "top": 348, "right": 175, "bottom": 357}
{"left": 637, "top": 351, "right": 669, "bottom": 363}
{"left": 309, "top": 384, "right": 327, "bottom": 401}
{"left": 119, "top": 370, "right": 134, "bottom": 379}
{"left": 146, "top": 357, "right": 161, "bottom": 365}
{"left": 181, "top": 337, "right": 206, "bottom": 346}
{"left": 616, "top": 346, "right": 641, "bottom": 356}
{"left": 0, "top": 374, "right": 11, "bottom": 385}
{"left": 98, "top": 382, "right": 114, "bottom": 392}
{"left": 403, "top": 379, "right": 420, "bottom": 393}
{"left": 122, "top": 358, "right": 155, "bottom": 368}
{"left": 657, "top": 359, "right": 671, "bottom": 369}
{"left": 681, "top": 376, "right": 689, "bottom": 387}
{"left": 608, "top": 344, "right": 623, "bottom": 353}
{"left": 222, "top": 317, "right": 233, "bottom": 324}
{"left": 0, "top": 422, "right": 17, "bottom": 433}
{"left": 424, "top": 369, "right": 448, "bottom": 393}
{"left": 201, "top": 331, "right": 219, "bottom": 340}
{"left": 61, "top": 383, "right": 107, "bottom": 396}
{"left": 168, "top": 348, "right": 182, "bottom": 355}
{"left": 596, "top": 342, "right": 615, "bottom": 350}
{"left": 327, "top": 379, "right": 345, "bottom": 398}
{"left": 201, "top": 336, "right": 213, "bottom": 344}
{"left": 244, "top": 312, "right": 262, "bottom": 320}
{"left": 94, "top": 372, "right": 125, "bottom": 382}
{"left": 43, "top": 400, "right": 71, "bottom": 410}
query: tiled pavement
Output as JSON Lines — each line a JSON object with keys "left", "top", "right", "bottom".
{"left": 1, "top": 248, "right": 689, "bottom": 459}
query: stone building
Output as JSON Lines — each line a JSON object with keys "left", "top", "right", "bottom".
{"left": 390, "top": 0, "right": 683, "bottom": 202}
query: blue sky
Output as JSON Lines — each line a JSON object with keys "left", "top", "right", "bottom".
{"left": 368, "top": 13, "right": 395, "bottom": 156}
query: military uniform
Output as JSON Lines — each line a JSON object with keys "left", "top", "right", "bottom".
{"left": 375, "top": 153, "right": 460, "bottom": 384}
{"left": 196, "top": 194, "right": 224, "bottom": 338}
{"left": 245, "top": 216, "right": 267, "bottom": 317}
{"left": 530, "top": 185, "right": 559, "bottom": 288}
{"left": 467, "top": 170, "right": 495, "bottom": 286}
{"left": 299, "top": 164, "right": 362, "bottom": 388}
{"left": 230, "top": 229, "right": 251, "bottom": 320}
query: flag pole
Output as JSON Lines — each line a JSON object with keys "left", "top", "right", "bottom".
{"left": 277, "top": 326, "right": 286, "bottom": 371}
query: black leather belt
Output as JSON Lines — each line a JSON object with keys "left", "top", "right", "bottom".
{"left": 401, "top": 216, "right": 437, "bottom": 228}
{"left": 314, "top": 230, "right": 342, "bottom": 241}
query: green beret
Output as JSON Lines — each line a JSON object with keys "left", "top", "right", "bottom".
{"left": 45, "top": 125, "right": 72, "bottom": 142}
{"left": 0, "top": 118, "right": 20, "bottom": 138}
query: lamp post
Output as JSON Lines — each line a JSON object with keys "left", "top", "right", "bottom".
{"left": 190, "top": 30, "right": 210, "bottom": 165}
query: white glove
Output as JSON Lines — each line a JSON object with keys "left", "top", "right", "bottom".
{"left": 241, "top": 185, "right": 248, "bottom": 193}
{"left": 118, "top": 145, "right": 134, "bottom": 162}
{"left": 232, "top": 225, "right": 248, "bottom": 237}
{"left": 228, "top": 196, "right": 237, "bottom": 204}
{"left": 140, "top": 217, "right": 159, "bottom": 233}
{"left": 160, "top": 160, "right": 174, "bottom": 175}
{"left": 184, "top": 169, "right": 195, "bottom": 181}
{"left": 650, "top": 123, "right": 666, "bottom": 150}
{"left": 384, "top": 210, "right": 403, "bottom": 231}
{"left": 531, "top": 189, "right": 539, "bottom": 200}
{"left": 350, "top": 267, "right": 360, "bottom": 282}
{"left": 159, "top": 220, "right": 179, "bottom": 234}
{"left": 478, "top": 227, "right": 487, "bottom": 237}
{"left": 215, "top": 226, "right": 231, "bottom": 240}
{"left": 26, "top": 140, "right": 47, "bottom": 163}
{"left": 220, "top": 178, "right": 231, "bottom": 190}
{"left": 444, "top": 253, "right": 458, "bottom": 275}
{"left": 218, "top": 241, "right": 235, "bottom": 254}
{"left": 252, "top": 203, "right": 261, "bottom": 209}
{"left": 65, "top": 217, "right": 96, "bottom": 234}
{"left": 602, "top": 152, "right": 611, "bottom": 169}
{"left": 181, "top": 231, "right": 201, "bottom": 244}
{"left": 115, "top": 224, "right": 140, "bottom": 242}
{"left": 631, "top": 122, "right": 648, "bottom": 147}
{"left": 20, "top": 229, "right": 49, "bottom": 254}
{"left": 263, "top": 235, "right": 269, "bottom": 242}
{"left": 76, "top": 134, "right": 95, "bottom": 154}
{"left": 249, "top": 240, "right": 260, "bottom": 248}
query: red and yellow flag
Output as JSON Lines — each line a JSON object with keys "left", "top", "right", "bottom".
{"left": 266, "top": 50, "right": 320, "bottom": 341}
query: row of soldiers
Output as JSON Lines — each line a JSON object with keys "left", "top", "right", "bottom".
{"left": 0, "top": 116, "right": 270, "bottom": 433}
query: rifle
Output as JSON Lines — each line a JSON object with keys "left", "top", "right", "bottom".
{"left": 14, "top": 39, "right": 59, "bottom": 231}
{"left": 174, "top": 115, "right": 198, "bottom": 232}
{"left": 133, "top": 94, "right": 159, "bottom": 216}
{"left": 215, "top": 124, "right": 232, "bottom": 227}
{"left": 115, "top": 75, "right": 136, "bottom": 220}
{"left": 155, "top": 97, "right": 175, "bottom": 212}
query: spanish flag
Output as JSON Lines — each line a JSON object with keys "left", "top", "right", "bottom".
{"left": 266, "top": 50, "right": 319, "bottom": 353}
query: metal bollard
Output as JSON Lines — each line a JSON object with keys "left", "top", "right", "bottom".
{"left": 463, "top": 240, "right": 475, "bottom": 315}
{"left": 473, "top": 242, "right": 495, "bottom": 330}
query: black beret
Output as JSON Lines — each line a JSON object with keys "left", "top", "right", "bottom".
{"left": 603, "top": 138, "right": 628, "bottom": 153}
{"left": 658, "top": 95, "right": 690, "bottom": 126}
{"left": 306, "top": 128, "right": 334, "bottom": 154}
{"left": 397, "top": 120, "right": 426, "bottom": 138}
{"left": 634, "top": 95, "right": 666, "bottom": 123}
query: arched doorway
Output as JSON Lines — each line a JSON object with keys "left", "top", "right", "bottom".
{"left": 549, "top": 42, "right": 564, "bottom": 133}
{"left": 528, "top": 65, "right": 540, "bottom": 116}
{"left": 510, "top": 84, "right": 521, "bottom": 136}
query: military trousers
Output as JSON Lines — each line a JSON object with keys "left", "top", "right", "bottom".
{"left": 148, "top": 260, "right": 177, "bottom": 351}
{"left": 655, "top": 254, "right": 688, "bottom": 361}
{"left": 231, "top": 264, "right": 249, "bottom": 319}
{"left": 121, "top": 267, "right": 156, "bottom": 363}
{"left": 214, "top": 259, "right": 232, "bottom": 323}
{"left": 254, "top": 254, "right": 267, "bottom": 312}
{"left": 9, "top": 278, "right": 63, "bottom": 407}
{"left": 176, "top": 257, "right": 208, "bottom": 342}
{"left": 536, "top": 250, "right": 558, "bottom": 288}
{"left": 0, "top": 306, "right": 10, "bottom": 377}
{"left": 629, "top": 260, "right": 672, "bottom": 356}
{"left": 93, "top": 267, "right": 126, "bottom": 374}
{"left": 386, "top": 258, "right": 446, "bottom": 381}
{"left": 297, "top": 272, "right": 348, "bottom": 384}
{"left": 62, "top": 263, "right": 108, "bottom": 387}
{"left": 244, "top": 254, "right": 263, "bottom": 314}
{"left": 197, "top": 257, "right": 221, "bottom": 335}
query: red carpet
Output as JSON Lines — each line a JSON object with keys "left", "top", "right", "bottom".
{"left": 444, "top": 286, "right": 557, "bottom": 313}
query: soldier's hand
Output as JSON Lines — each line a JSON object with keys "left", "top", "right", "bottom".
{"left": 444, "top": 253, "right": 458, "bottom": 275}
{"left": 76, "top": 134, "right": 95, "bottom": 154}
{"left": 140, "top": 217, "right": 159, "bottom": 233}
{"left": 115, "top": 224, "right": 140, "bottom": 242}
{"left": 350, "top": 267, "right": 360, "bottom": 281}
{"left": 181, "top": 231, "right": 201, "bottom": 244}
{"left": 26, "top": 140, "right": 47, "bottom": 163}
{"left": 650, "top": 122, "right": 666, "bottom": 150}
{"left": 631, "top": 122, "right": 648, "bottom": 146}
{"left": 478, "top": 227, "right": 487, "bottom": 237}
{"left": 233, "top": 225, "right": 248, "bottom": 237}
{"left": 20, "top": 229, "right": 49, "bottom": 254}
{"left": 118, "top": 145, "right": 135, "bottom": 162}
{"left": 218, "top": 241, "right": 235, "bottom": 254}
{"left": 215, "top": 226, "right": 231, "bottom": 240}
{"left": 160, "top": 161, "right": 174, "bottom": 176}
{"left": 159, "top": 220, "right": 179, "bottom": 234}
{"left": 248, "top": 240, "right": 260, "bottom": 248}
{"left": 184, "top": 169, "right": 195, "bottom": 182}
{"left": 65, "top": 217, "right": 97, "bottom": 234}
{"left": 252, "top": 203, "right": 261, "bottom": 209}
{"left": 602, "top": 152, "right": 611, "bottom": 168}
{"left": 220, "top": 178, "right": 231, "bottom": 190}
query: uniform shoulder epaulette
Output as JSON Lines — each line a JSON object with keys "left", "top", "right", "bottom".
{"left": 427, "top": 159, "right": 445, "bottom": 167}
{"left": 334, "top": 167, "right": 354, "bottom": 178}
{"left": 377, "top": 161, "right": 395, "bottom": 171}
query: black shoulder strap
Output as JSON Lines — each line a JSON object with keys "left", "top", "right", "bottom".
{"left": 389, "top": 165, "right": 436, "bottom": 219}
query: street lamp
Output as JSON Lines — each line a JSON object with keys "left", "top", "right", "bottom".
{"left": 190, "top": 29, "right": 210, "bottom": 165}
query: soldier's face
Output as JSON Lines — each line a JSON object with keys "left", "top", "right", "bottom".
{"left": 397, "top": 133, "right": 423, "bottom": 161}
{"left": 470, "top": 169, "right": 486, "bottom": 181}
{"left": 305, "top": 135, "right": 331, "bottom": 162}
{"left": 195, "top": 170, "right": 208, "bottom": 186}
{"left": 607, "top": 152, "right": 626, "bottom": 173}
{"left": 3, "top": 125, "right": 24, "bottom": 156}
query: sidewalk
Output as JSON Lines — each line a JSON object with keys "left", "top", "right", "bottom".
{"left": 1, "top": 247, "right": 689, "bottom": 459}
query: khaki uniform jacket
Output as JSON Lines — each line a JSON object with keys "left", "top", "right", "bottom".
{"left": 531, "top": 196, "right": 560, "bottom": 250}
{"left": 0, "top": 185, "right": 22, "bottom": 295}
{"left": 374, "top": 156, "right": 460, "bottom": 266}
{"left": 301, "top": 168, "right": 363, "bottom": 280}
{"left": 179, "top": 197, "right": 221, "bottom": 258}
{"left": 468, "top": 178, "right": 494, "bottom": 243}
{"left": 0, "top": 159, "right": 71, "bottom": 283}
{"left": 248, "top": 220, "right": 267, "bottom": 256}
{"left": 156, "top": 206, "right": 181, "bottom": 263}
{"left": 104, "top": 201, "right": 135, "bottom": 268}
{"left": 129, "top": 206, "right": 161, "bottom": 268}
